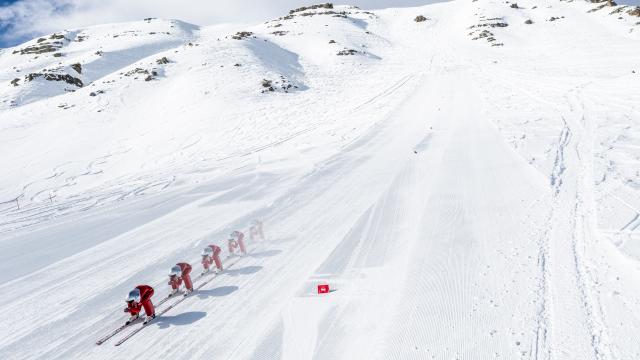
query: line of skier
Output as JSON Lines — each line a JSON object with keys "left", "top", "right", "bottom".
{"left": 123, "top": 220, "right": 265, "bottom": 325}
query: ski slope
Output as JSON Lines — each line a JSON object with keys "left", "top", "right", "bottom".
{"left": 1, "top": 0, "right": 640, "bottom": 359}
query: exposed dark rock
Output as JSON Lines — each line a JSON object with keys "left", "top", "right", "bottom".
{"left": 588, "top": 4, "right": 608, "bottom": 12}
{"left": 260, "top": 76, "right": 299, "bottom": 94}
{"left": 469, "top": 22, "right": 509, "bottom": 29}
{"left": 289, "top": 3, "right": 333, "bottom": 14}
{"left": 629, "top": 7, "right": 640, "bottom": 16}
{"left": 10, "top": 78, "right": 20, "bottom": 86}
{"left": 53, "top": 53, "right": 63, "bottom": 57}
{"left": 13, "top": 44, "right": 59, "bottom": 55}
{"left": 232, "top": 31, "right": 254, "bottom": 40}
{"left": 71, "top": 63, "right": 82, "bottom": 74}
{"left": 124, "top": 68, "right": 153, "bottom": 79}
{"left": 510, "top": 3, "right": 519, "bottom": 9}
{"left": 26, "top": 73, "right": 83, "bottom": 87}
{"left": 95, "top": 51, "right": 103, "bottom": 56}
{"left": 271, "top": 30, "right": 288, "bottom": 36}
{"left": 337, "top": 49, "right": 359, "bottom": 56}
{"left": 37, "top": 38, "right": 47, "bottom": 43}
{"left": 329, "top": 39, "right": 336, "bottom": 44}
{"left": 156, "top": 56, "right": 170, "bottom": 64}
{"left": 525, "top": 19, "right": 534, "bottom": 24}
{"left": 49, "top": 34, "right": 65, "bottom": 40}
{"left": 414, "top": 15, "right": 428, "bottom": 22}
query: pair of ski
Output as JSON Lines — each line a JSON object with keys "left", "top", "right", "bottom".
{"left": 95, "top": 249, "right": 255, "bottom": 346}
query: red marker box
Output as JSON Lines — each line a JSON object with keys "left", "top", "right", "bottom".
{"left": 317, "top": 284, "right": 330, "bottom": 294}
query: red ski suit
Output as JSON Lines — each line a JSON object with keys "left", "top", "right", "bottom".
{"left": 125, "top": 285, "right": 155, "bottom": 317}
{"left": 202, "top": 245, "right": 223, "bottom": 271}
{"left": 168, "top": 263, "right": 193, "bottom": 291}
{"left": 229, "top": 231, "right": 247, "bottom": 254}
{"left": 250, "top": 222, "right": 264, "bottom": 241}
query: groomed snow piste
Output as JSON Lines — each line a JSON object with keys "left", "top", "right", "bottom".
{"left": 1, "top": 0, "right": 640, "bottom": 359}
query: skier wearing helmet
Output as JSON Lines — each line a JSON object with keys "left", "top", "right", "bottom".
{"left": 249, "top": 220, "right": 264, "bottom": 241}
{"left": 124, "top": 285, "right": 155, "bottom": 324}
{"left": 168, "top": 263, "right": 194, "bottom": 296}
{"left": 201, "top": 245, "right": 223, "bottom": 274}
{"left": 228, "top": 230, "right": 247, "bottom": 255}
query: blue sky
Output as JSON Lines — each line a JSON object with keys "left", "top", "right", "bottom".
{"left": 0, "top": 0, "right": 30, "bottom": 47}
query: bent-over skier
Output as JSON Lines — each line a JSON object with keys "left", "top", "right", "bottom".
{"left": 202, "top": 245, "right": 223, "bottom": 274}
{"left": 168, "top": 263, "right": 194, "bottom": 296}
{"left": 228, "top": 230, "right": 247, "bottom": 255}
{"left": 250, "top": 220, "right": 265, "bottom": 241}
{"left": 124, "top": 285, "right": 156, "bottom": 324}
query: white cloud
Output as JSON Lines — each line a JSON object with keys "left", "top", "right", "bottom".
{"left": 0, "top": 0, "right": 438, "bottom": 46}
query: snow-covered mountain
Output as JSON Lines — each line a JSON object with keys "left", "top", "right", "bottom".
{"left": 0, "top": 0, "right": 639, "bottom": 359}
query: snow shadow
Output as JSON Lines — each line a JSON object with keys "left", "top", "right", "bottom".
{"left": 248, "top": 249, "right": 282, "bottom": 258}
{"left": 225, "top": 265, "right": 263, "bottom": 277}
{"left": 197, "top": 285, "right": 239, "bottom": 299}
{"left": 155, "top": 311, "right": 206, "bottom": 329}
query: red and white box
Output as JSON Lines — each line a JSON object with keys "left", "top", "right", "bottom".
{"left": 317, "top": 284, "right": 330, "bottom": 294}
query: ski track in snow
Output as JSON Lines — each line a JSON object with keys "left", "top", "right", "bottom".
{"left": 1, "top": 0, "right": 640, "bottom": 359}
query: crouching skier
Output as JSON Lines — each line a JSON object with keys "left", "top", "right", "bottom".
{"left": 201, "top": 245, "right": 223, "bottom": 274}
{"left": 168, "top": 263, "right": 194, "bottom": 297}
{"left": 228, "top": 230, "right": 247, "bottom": 256}
{"left": 249, "top": 220, "right": 265, "bottom": 241}
{"left": 124, "top": 285, "right": 156, "bottom": 324}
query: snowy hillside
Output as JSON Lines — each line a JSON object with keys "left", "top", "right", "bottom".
{"left": 1, "top": 0, "right": 640, "bottom": 359}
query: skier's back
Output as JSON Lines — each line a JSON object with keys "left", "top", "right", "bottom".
{"left": 124, "top": 285, "right": 156, "bottom": 324}
{"left": 168, "top": 263, "right": 193, "bottom": 296}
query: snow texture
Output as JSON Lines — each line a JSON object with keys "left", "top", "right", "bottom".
{"left": 0, "top": 1, "right": 640, "bottom": 359}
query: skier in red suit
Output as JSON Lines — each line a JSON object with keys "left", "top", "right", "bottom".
{"left": 228, "top": 230, "right": 247, "bottom": 255}
{"left": 202, "top": 245, "right": 223, "bottom": 274}
{"left": 249, "top": 220, "right": 265, "bottom": 241}
{"left": 168, "top": 263, "right": 193, "bottom": 296}
{"left": 124, "top": 285, "right": 155, "bottom": 324}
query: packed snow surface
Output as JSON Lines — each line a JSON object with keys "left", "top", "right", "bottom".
{"left": 1, "top": 0, "right": 640, "bottom": 359}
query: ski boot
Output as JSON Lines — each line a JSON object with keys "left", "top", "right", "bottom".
{"left": 143, "top": 314, "right": 156, "bottom": 324}
{"left": 125, "top": 314, "right": 139, "bottom": 325}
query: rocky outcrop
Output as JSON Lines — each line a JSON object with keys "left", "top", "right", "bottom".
{"left": 13, "top": 33, "right": 67, "bottom": 55}
{"left": 231, "top": 31, "right": 254, "bottom": 40}
{"left": 156, "top": 57, "right": 170, "bottom": 64}
{"left": 71, "top": 63, "right": 82, "bottom": 74}
{"left": 289, "top": 3, "right": 333, "bottom": 14}
{"left": 25, "top": 73, "right": 83, "bottom": 87}
{"left": 337, "top": 49, "right": 359, "bottom": 56}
